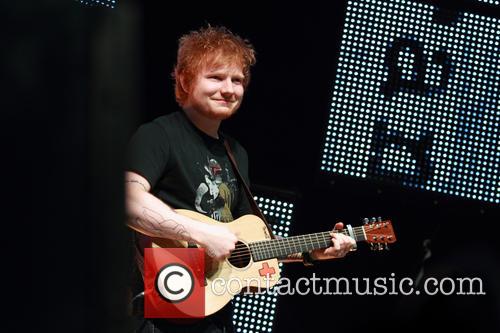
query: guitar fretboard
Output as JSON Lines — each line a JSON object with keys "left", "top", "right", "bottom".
{"left": 249, "top": 227, "right": 366, "bottom": 262}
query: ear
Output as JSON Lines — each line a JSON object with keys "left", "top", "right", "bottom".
{"left": 178, "top": 72, "right": 189, "bottom": 94}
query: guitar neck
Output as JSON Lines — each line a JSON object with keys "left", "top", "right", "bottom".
{"left": 249, "top": 227, "right": 367, "bottom": 262}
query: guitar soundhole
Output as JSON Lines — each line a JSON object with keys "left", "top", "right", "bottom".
{"left": 228, "top": 241, "right": 251, "bottom": 268}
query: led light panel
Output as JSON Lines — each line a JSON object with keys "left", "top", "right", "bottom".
{"left": 321, "top": 0, "right": 500, "bottom": 204}
{"left": 77, "top": 0, "right": 116, "bottom": 8}
{"left": 232, "top": 196, "right": 295, "bottom": 333}
{"left": 477, "top": 0, "right": 500, "bottom": 6}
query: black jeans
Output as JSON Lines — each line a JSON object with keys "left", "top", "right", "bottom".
{"left": 132, "top": 317, "right": 234, "bottom": 333}
{"left": 131, "top": 296, "right": 234, "bottom": 333}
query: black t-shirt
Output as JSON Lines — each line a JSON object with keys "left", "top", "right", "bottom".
{"left": 126, "top": 111, "right": 252, "bottom": 331}
{"left": 126, "top": 111, "right": 252, "bottom": 221}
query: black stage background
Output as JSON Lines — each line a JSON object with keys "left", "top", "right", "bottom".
{"left": 5, "top": 0, "right": 499, "bottom": 332}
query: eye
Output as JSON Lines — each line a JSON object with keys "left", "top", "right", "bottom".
{"left": 232, "top": 78, "right": 243, "bottom": 85}
{"left": 208, "top": 75, "right": 222, "bottom": 81}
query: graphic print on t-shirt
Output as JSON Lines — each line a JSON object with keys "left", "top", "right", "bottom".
{"left": 194, "top": 157, "right": 238, "bottom": 222}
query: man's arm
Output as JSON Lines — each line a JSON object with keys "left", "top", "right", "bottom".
{"left": 124, "top": 171, "right": 238, "bottom": 260}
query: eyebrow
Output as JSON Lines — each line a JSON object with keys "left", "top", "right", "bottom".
{"left": 207, "top": 69, "right": 245, "bottom": 80}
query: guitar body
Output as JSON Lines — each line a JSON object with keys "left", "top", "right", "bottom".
{"left": 150, "top": 209, "right": 281, "bottom": 316}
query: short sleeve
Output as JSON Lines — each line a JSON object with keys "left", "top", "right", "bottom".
{"left": 125, "top": 122, "right": 170, "bottom": 188}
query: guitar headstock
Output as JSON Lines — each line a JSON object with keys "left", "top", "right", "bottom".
{"left": 362, "top": 217, "right": 397, "bottom": 251}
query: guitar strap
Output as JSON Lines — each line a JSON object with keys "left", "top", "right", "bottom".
{"left": 224, "top": 139, "right": 276, "bottom": 239}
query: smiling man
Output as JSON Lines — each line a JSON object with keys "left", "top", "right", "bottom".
{"left": 125, "top": 26, "right": 355, "bottom": 333}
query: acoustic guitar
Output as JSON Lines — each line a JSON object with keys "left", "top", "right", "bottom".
{"left": 147, "top": 209, "right": 397, "bottom": 316}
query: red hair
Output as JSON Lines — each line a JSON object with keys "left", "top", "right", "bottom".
{"left": 172, "top": 26, "right": 256, "bottom": 106}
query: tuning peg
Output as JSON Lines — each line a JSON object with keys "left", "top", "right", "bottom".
{"left": 378, "top": 243, "right": 383, "bottom": 251}
{"left": 384, "top": 243, "right": 390, "bottom": 251}
{"left": 371, "top": 217, "right": 377, "bottom": 223}
{"left": 377, "top": 216, "right": 382, "bottom": 222}
{"left": 363, "top": 218, "right": 369, "bottom": 225}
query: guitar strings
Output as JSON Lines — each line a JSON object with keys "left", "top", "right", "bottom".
{"left": 234, "top": 223, "right": 392, "bottom": 260}
{"left": 231, "top": 229, "right": 364, "bottom": 253}
{"left": 213, "top": 222, "right": 388, "bottom": 258}
{"left": 227, "top": 228, "right": 369, "bottom": 260}
{"left": 227, "top": 223, "right": 392, "bottom": 260}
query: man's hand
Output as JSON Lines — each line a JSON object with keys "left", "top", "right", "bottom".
{"left": 195, "top": 224, "right": 238, "bottom": 261}
{"left": 311, "top": 222, "right": 356, "bottom": 260}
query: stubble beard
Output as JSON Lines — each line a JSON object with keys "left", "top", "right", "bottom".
{"left": 202, "top": 101, "right": 241, "bottom": 121}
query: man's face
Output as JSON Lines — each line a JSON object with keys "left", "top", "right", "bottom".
{"left": 184, "top": 63, "right": 245, "bottom": 120}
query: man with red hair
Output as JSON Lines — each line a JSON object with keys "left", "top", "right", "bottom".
{"left": 125, "top": 25, "right": 355, "bottom": 333}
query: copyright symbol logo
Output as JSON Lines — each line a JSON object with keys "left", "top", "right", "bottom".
{"left": 155, "top": 263, "right": 194, "bottom": 303}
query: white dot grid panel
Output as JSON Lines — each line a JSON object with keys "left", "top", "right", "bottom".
{"left": 321, "top": 0, "right": 500, "bottom": 204}
{"left": 477, "top": 0, "right": 500, "bottom": 6}
{"left": 77, "top": 0, "right": 116, "bottom": 8}
{"left": 232, "top": 196, "right": 295, "bottom": 333}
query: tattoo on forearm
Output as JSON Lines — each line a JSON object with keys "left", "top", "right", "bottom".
{"left": 132, "top": 206, "right": 191, "bottom": 241}
{"left": 125, "top": 179, "right": 147, "bottom": 191}
{"left": 131, "top": 207, "right": 226, "bottom": 259}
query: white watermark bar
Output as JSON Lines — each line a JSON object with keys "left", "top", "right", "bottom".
{"left": 212, "top": 273, "right": 486, "bottom": 297}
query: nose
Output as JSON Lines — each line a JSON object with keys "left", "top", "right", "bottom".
{"left": 220, "top": 78, "right": 235, "bottom": 95}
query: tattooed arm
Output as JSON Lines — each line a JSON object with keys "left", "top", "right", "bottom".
{"left": 124, "top": 171, "right": 238, "bottom": 260}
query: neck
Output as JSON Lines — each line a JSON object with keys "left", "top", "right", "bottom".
{"left": 183, "top": 107, "right": 221, "bottom": 139}
{"left": 249, "top": 227, "right": 367, "bottom": 262}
